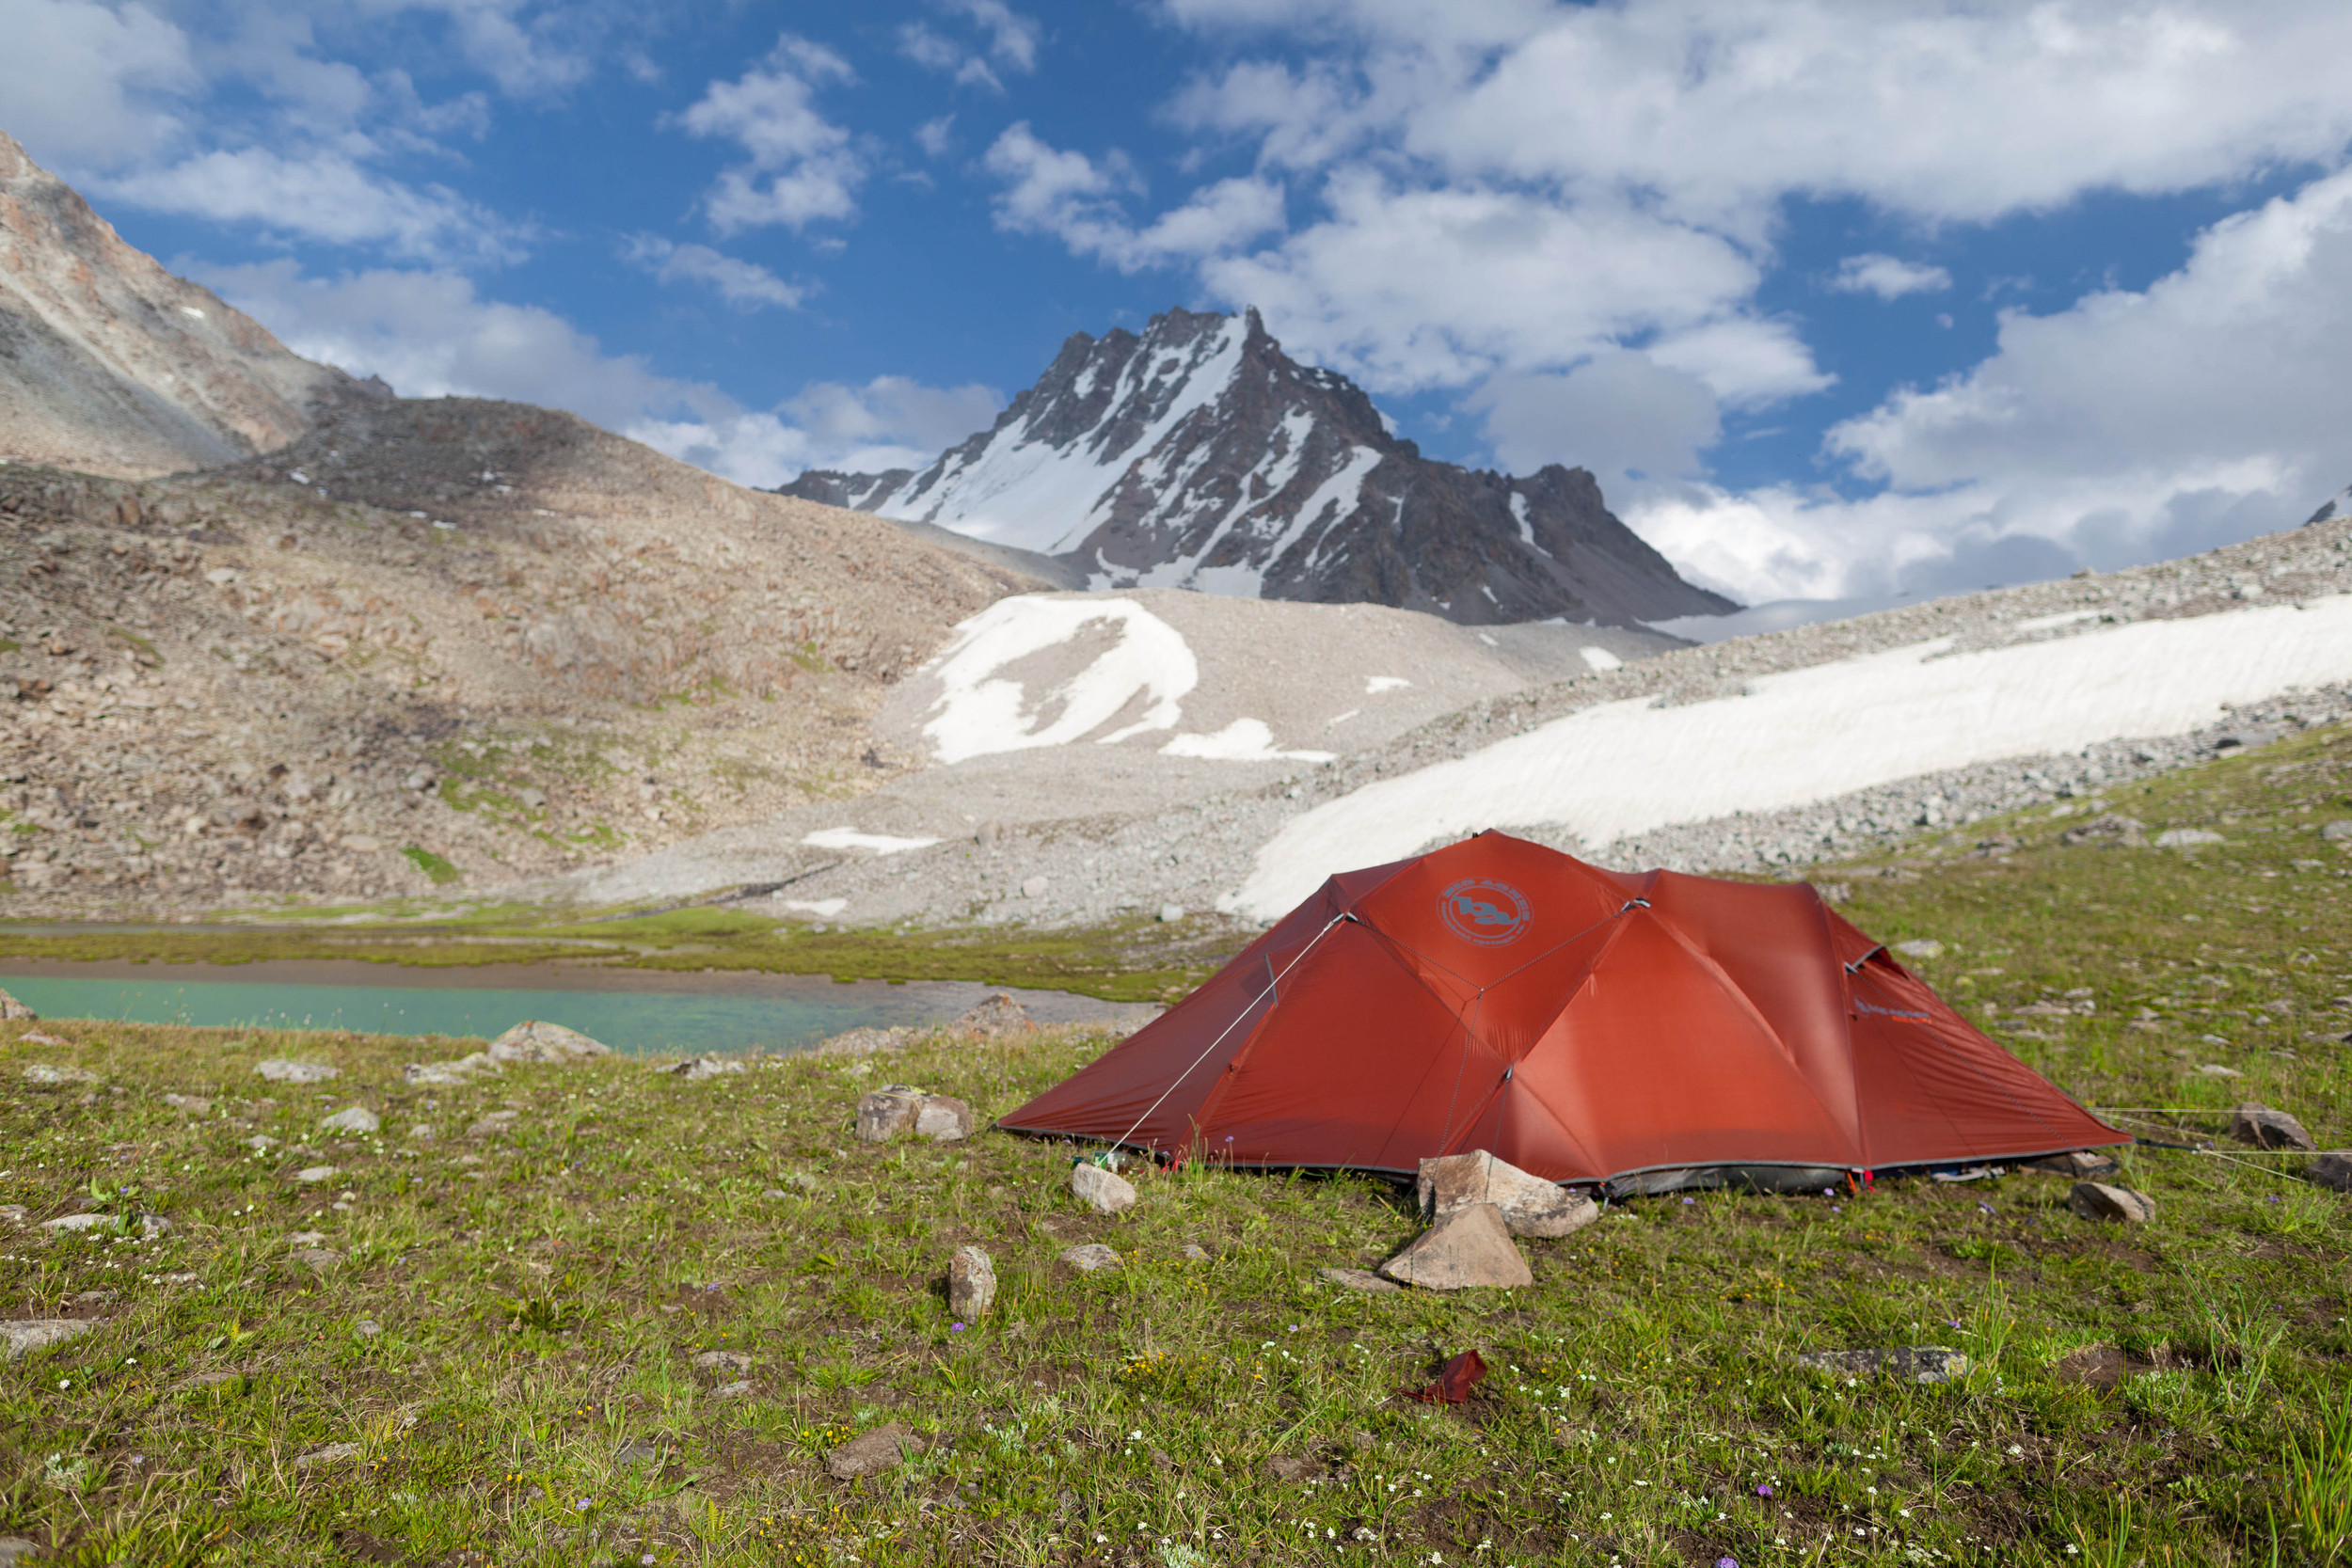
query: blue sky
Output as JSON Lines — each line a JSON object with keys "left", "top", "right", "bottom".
{"left": 6, "top": 1, "right": 2352, "bottom": 605}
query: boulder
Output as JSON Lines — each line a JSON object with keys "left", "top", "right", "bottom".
{"left": 2026, "top": 1149, "right": 2122, "bottom": 1178}
{"left": 669, "top": 1055, "right": 744, "bottom": 1081}
{"left": 2311, "top": 1151, "right": 2352, "bottom": 1192}
{"left": 21, "top": 1063, "right": 96, "bottom": 1085}
{"left": 0, "top": 989, "right": 36, "bottom": 1020}
{"left": 254, "top": 1059, "right": 338, "bottom": 1084}
{"left": 855, "top": 1085, "right": 927, "bottom": 1142}
{"left": 2154, "top": 828, "right": 2225, "bottom": 847}
{"left": 2320, "top": 820, "right": 2352, "bottom": 842}
{"left": 1417, "top": 1150, "right": 1597, "bottom": 1238}
{"left": 2, "top": 1318, "right": 100, "bottom": 1359}
{"left": 828, "top": 1422, "right": 923, "bottom": 1481}
{"left": 1797, "top": 1347, "right": 1970, "bottom": 1385}
{"left": 915, "top": 1096, "right": 977, "bottom": 1142}
{"left": 294, "top": 1165, "right": 339, "bottom": 1184}
{"left": 2058, "top": 814, "right": 2147, "bottom": 847}
{"left": 1318, "top": 1267, "right": 1402, "bottom": 1293}
{"left": 691, "top": 1350, "right": 753, "bottom": 1376}
{"left": 948, "top": 1244, "right": 996, "bottom": 1318}
{"left": 2069, "top": 1181, "right": 2156, "bottom": 1224}
{"left": 1376, "top": 1203, "right": 1534, "bottom": 1290}
{"left": 1059, "top": 1243, "right": 1121, "bottom": 1274}
{"left": 487, "top": 1021, "right": 611, "bottom": 1064}
{"left": 320, "top": 1106, "right": 380, "bottom": 1135}
{"left": 951, "top": 992, "right": 1034, "bottom": 1037}
{"left": 1070, "top": 1162, "right": 1137, "bottom": 1215}
{"left": 2230, "top": 1102, "right": 2317, "bottom": 1151}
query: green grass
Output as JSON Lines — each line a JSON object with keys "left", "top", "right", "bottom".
{"left": 398, "top": 848, "right": 463, "bottom": 887}
{"left": 0, "top": 722, "right": 2347, "bottom": 1563}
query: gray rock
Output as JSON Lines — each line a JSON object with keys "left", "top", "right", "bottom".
{"left": 2, "top": 1318, "right": 99, "bottom": 1359}
{"left": 0, "top": 1206, "right": 24, "bottom": 1227}
{"left": 613, "top": 1438, "right": 660, "bottom": 1466}
{"left": 42, "top": 1212, "right": 168, "bottom": 1238}
{"left": 1070, "top": 1161, "right": 1137, "bottom": 1215}
{"left": 2231, "top": 1102, "right": 2317, "bottom": 1151}
{"left": 670, "top": 1055, "right": 743, "bottom": 1081}
{"left": 2195, "top": 1063, "right": 2245, "bottom": 1078}
{"left": 1892, "top": 939, "right": 1944, "bottom": 958}
{"left": 355, "top": 1319, "right": 381, "bottom": 1338}
{"left": 466, "top": 1112, "right": 517, "bottom": 1139}
{"left": 1158, "top": 904, "right": 1185, "bottom": 923}
{"left": 1376, "top": 1203, "right": 1534, "bottom": 1290}
{"left": 915, "top": 1096, "right": 977, "bottom": 1141}
{"left": 1417, "top": 1150, "right": 1597, "bottom": 1238}
{"left": 22, "top": 1063, "right": 95, "bottom": 1085}
{"left": 1020, "top": 876, "right": 1048, "bottom": 899}
{"left": 2311, "top": 1151, "right": 2352, "bottom": 1192}
{"left": 0, "top": 1535, "right": 39, "bottom": 1564}
{"left": 161, "top": 1093, "right": 211, "bottom": 1115}
{"left": 319, "top": 1106, "right": 379, "bottom": 1135}
{"left": 1798, "top": 1346, "right": 1971, "bottom": 1385}
{"left": 1179, "top": 1242, "right": 1211, "bottom": 1261}
{"left": 2154, "top": 828, "right": 2225, "bottom": 847}
{"left": 828, "top": 1422, "right": 922, "bottom": 1480}
{"left": 245, "top": 1134, "right": 278, "bottom": 1151}
{"left": 1318, "top": 1266, "right": 1402, "bottom": 1292}
{"left": 1059, "top": 1243, "right": 1121, "bottom": 1274}
{"left": 294, "top": 1164, "right": 338, "bottom": 1184}
{"left": 2322, "top": 820, "right": 2352, "bottom": 843}
{"left": 293, "top": 1248, "right": 343, "bottom": 1268}
{"left": 950, "top": 992, "right": 1033, "bottom": 1036}
{"left": 0, "top": 988, "right": 37, "bottom": 1020}
{"left": 2026, "top": 1149, "right": 2122, "bottom": 1178}
{"left": 487, "top": 1021, "right": 611, "bottom": 1063}
{"left": 855, "top": 1085, "right": 926, "bottom": 1142}
{"left": 2058, "top": 814, "right": 2147, "bottom": 847}
{"left": 712, "top": 1379, "right": 752, "bottom": 1399}
{"left": 948, "top": 1244, "right": 996, "bottom": 1318}
{"left": 402, "top": 1063, "right": 470, "bottom": 1086}
{"left": 2069, "top": 1181, "right": 2156, "bottom": 1223}
{"left": 691, "top": 1350, "right": 753, "bottom": 1375}
{"left": 254, "top": 1059, "right": 338, "bottom": 1084}
{"left": 294, "top": 1442, "right": 359, "bottom": 1470}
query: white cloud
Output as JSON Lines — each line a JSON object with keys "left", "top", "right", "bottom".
{"left": 985, "top": 124, "right": 1287, "bottom": 273}
{"left": 0, "top": 0, "right": 196, "bottom": 166}
{"left": 951, "top": 0, "right": 1042, "bottom": 73}
{"left": 1476, "top": 355, "right": 1721, "bottom": 488}
{"left": 1830, "top": 253, "right": 1953, "bottom": 299}
{"left": 97, "top": 147, "right": 516, "bottom": 262}
{"left": 676, "top": 35, "right": 867, "bottom": 233}
{"left": 914, "top": 114, "right": 955, "bottom": 157}
{"left": 633, "top": 374, "right": 1001, "bottom": 489}
{"left": 622, "top": 235, "right": 803, "bottom": 309}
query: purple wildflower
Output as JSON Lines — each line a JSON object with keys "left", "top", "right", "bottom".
{"left": 1756, "top": 1483, "right": 1773, "bottom": 1497}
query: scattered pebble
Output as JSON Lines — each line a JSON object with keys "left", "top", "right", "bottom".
{"left": 320, "top": 1106, "right": 380, "bottom": 1134}
{"left": 294, "top": 1165, "right": 338, "bottom": 1184}
{"left": 254, "top": 1059, "right": 339, "bottom": 1084}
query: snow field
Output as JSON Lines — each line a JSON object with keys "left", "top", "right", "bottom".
{"left": 1227, "top": 593, "right": 2352, "bottom": 917}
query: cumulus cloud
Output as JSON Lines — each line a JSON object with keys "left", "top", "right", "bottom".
{"left": 639, "top": 375, "right": 1003, "bottom": 488}
{"left": 1476, "top": 355, "right": 1722, "bottom": 490}
{"left": 1829, "top": 253, "right": 1953, "bottom": 299}
{"left": 983, "top": 122, "right": 1283, "bottom": 273}
{"left": 898, "top": 2, "right": 1040, "bottom": 93}
{"left": 0, "top": 0, "right": 197, "bottom": 166}
{"left": 675, "top": 35, "right": 867, "bottom": 233}
{"left": 622, "top": 235, "right": 803, "bottom": 309}
{"left": 98, "top": 147, "right": 518, "bottom": 262}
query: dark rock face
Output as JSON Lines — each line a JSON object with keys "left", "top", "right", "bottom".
{"left": 782, "top": 307, "right": 1736, "bottom": 628}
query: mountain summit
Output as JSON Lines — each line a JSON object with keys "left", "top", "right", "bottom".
{"left": 0, "top": 128, "right": 381, "bottom": 478}
{"left": 782, "top": 307, "right": 1734, "bottom": 626}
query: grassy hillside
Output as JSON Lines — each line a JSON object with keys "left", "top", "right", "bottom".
{"left": 1, "top": 721, "right": 2346, "bottom": 1566}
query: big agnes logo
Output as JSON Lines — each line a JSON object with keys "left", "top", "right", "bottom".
{"left": 1438, "top": 879, "right": 1531, "bottom": 946}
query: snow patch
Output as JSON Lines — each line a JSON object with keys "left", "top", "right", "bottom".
{"left": 2012, "top": 610, "right": 2102, "bottom": 634}
{"left": 1161, "top": 719, "right": 1335, "bottom": 764}
{"left": 777, "top": 898, "right": 849, "bottom": 918}
{"left": 1579, "top": 646, "right": 1625, "bottom": 672}
{"left": 1365, "top": 676, "right": 1410, "bottom": 695}
{"left": 802, "top": 829, "right": 942, "bottom": 855}
{"left": 1509, "top": 491, "right": 1535, "bottom": 548}
{"left": 1226, "top": 594, "right": 2352, "bottom": 918}
{"left": 917, "top": 595, "right": 1198, "bottom": 764}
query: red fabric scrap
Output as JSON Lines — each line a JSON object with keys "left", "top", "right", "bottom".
{"left": 1400, "top": 1349, "right": 1487, "bottom": 1404}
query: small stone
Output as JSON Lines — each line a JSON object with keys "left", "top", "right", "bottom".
{"left": 42, "top": 1212, "right": 169, "bottom": 1238}
{"left": 2154, "top": 828, "right": 2225, "bottom": 847}
{"left": 1059, "top": 1243, "right": 1121, "bottom": 1273}
{"left": 827, "top": 1422, "right": 922, "bottom": 1480}
{"left": 2322, "top": 820, "right": 2352, "bottom": 843}
{"left": 1797, "top": 1347, "right": 1970, "bottom": 1385}
{"left": 0, "top": 1536, "right": 39, "bottom": 1564}
{"left": 1157, "top": 904, "right": 1184, "bottom": 923}
{"left": 1319, "top": 1266, "right": 1402, "bottom": 1292}
{"left": 1021, "top": 875, "right": 1048, "bottom": 898}
{"left": 20, "top": 1032, "right": 64, "bottom": 1047}
{"left": 2312, "top": 1151, "right": 2352, "bottom": 1192}
{"left": 402, "top": 1064, "right": 469, "bottom": 1086}
{"left": 1070, "top": 1161, "right": 1137, "bottom": 1215}
{"left": 613, "top": 1438, "right": 660, "bottom": 1466}
{"left": 294, "top": 1442, "right": 359, "bottom": 1470}
{"left": 466, "top": 1112, "right": 518, "bottom": 1139}
{"left": 320, "top": 1106, "right": 380, "bottom": 1135}
{"left": 288, "top": 1230, "right": 326, "bottom": 1244}
{"left": 0, "top": 1206, "right": 24, "bottom": 1227}
{"left": 855, "top": 1085, "right": 926, "bottom": 1142}
{"left": 293, "top": 1248, "right": 343, "bottom": 1268}
{"left": 161, "top": 1093, "right": 211, "bottom": 1115}
{"left": 2069, "top": 1181, "right": 2156, "bottom": 1223}
{"left": 355, "top": 1320, "right": 382, "bottom": 1338}
{"left": 2, "top": 1318, "right": 99, "bottom": 1359}
{"left": 487, "top": 1021, "right": 611, "bottom": 1063}
{"left": 670, "top": 1055, "right": 743, "bottom": 1081}
{"left": 1266, "top": 1454, "right": 1319, "bottom": 1483}
{"left": 951, "top": 992, "right": 1034, "bottom": 1036}
{"left": 1417, "top": 1150, "right": 1597, "bottom": 1238}
{"left": 2058, "top": 814, "right": 2147, "bottom": 848}
{"left": 2195, "top": 1063, "right": 2244, "bottom": 1078}
{"left": 1179, "top": 1242, "right": 1211, "bottom": 1261}
{"left": 255, "top": 1059, "right": 338, "bottom": 1084}
{"left": 948, "top": 1244, "right": 997, "bottom": 1318}
{"left": 713, "top": 1379, "right": 752, "bottom": 1399}
{"left": 692, "top": 1349, "right": 753, "bottom": 1375}
{"left": 2230, "top": 1102, "right": 2317, "bottom": 1151}
{"left": 2026, "top": 1149, "right": 2122, "bottom": 1178}
{"left": 294, "top": 1165, "right": 338, "bottom": 1184}
{"left": 2054, "top": 1345, "right": 2134, "bottom": 1389}
{"left": 342, "top": 834, "right": 382, "bottom": 852}
{"left": 915, "top": 1096, "right": 977, "bottom": 1141}
{"left": 406, "top": 1124, "right": 435, "bottom": 1140}
{"left": 0, "top": 988, "right": 37, "bottom": 1020}
{"left": 1892, "top": 939, "right": 1944, "bottom": 959}
{"left": 1377, "top": 1203, "right": 1533, "bottom": 1290}
{"left": 245, "top": 1134, "right": 279, "bottom": 1151}
{"left": 22, "top": 1063, "right": 96, "bottom": 1085}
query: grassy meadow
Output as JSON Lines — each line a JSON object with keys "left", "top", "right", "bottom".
{"left": 2, "top": 720, "right": 2350, "bottom": 1565}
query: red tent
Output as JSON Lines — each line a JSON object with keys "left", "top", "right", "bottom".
{"left": 1001, "top": 832, "right": 2123, "bottom": 1187}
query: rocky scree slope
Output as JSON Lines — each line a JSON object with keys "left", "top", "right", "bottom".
{"left": 0, "top": 129, "right": 379, "bottom": 478}
{"left": 784, "top": 307, "right": 1732, "bottom": 628}
{"left": 0, "top": 399, "right": 1047, "bottom": 915}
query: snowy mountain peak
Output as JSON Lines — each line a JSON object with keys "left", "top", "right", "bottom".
{"left": 782, "top": 306, "right": 1734, "bottom": 627}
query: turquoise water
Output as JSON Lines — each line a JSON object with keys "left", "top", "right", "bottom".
{"left": 0, "top": 971, "right": 1059, "bottom": 1056}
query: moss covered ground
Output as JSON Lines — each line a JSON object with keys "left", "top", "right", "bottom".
{"left": 1, "top": 721, "right": 2349, "bottom": 1565}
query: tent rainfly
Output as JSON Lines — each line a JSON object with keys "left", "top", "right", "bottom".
{"left": 1000, "top": 832, "right": 2124, "bottom": 1191}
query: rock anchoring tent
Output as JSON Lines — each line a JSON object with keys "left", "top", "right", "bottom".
{"left": 1001, "top": 832, "right": 2124, "bottom": 1191}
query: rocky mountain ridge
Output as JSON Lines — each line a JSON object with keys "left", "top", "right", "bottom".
{"left": 0, "top": 129, "right": 379, "bottom": 478}
{"left": 784, "top": 307, "right": 1734, "bottom": 628}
